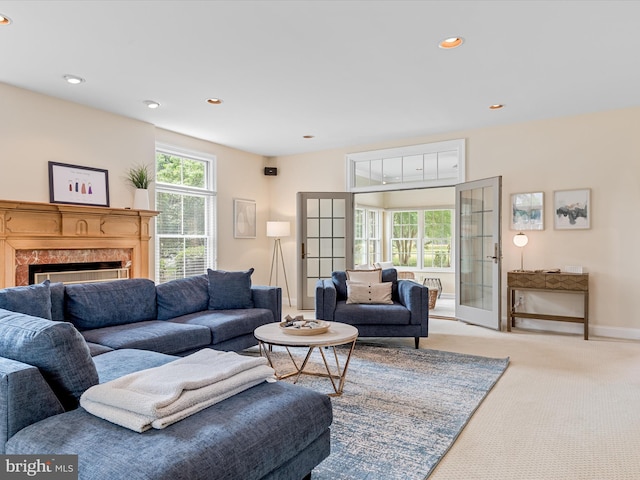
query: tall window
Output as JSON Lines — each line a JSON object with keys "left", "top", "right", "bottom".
{"left": 354, "top": 207, "right": 382, "bottom": 265}
{"left": 155, "top": 146, "right": 216, "bottom": 283}
{"left": 391, "top": 211, "right": 419, "bottom": 267}
{"left": 391, "top": 209, "right": 453, "bottom": 270}
{"left": 423, "top": 209, "right": 452, "bottom": 268}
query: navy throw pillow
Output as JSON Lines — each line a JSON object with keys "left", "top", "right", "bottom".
{"left": 207, "top": 268, "right": 254, "bottom": 310}
{"left": 0, "top": 280, "right": 52, "bottom": 320}
{"left": 156, "top": 274, "right": 209, "bottom": 320}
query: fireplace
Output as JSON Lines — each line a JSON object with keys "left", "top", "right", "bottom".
{"left": 29, "top": 261, "right": 129, "bottom": 285}
{"left": 0, "top": 199, "right": 157, "bottom": 289}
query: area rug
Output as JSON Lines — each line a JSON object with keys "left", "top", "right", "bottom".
{"left": 266, "top": 343, "right": 509, "bottom": 479}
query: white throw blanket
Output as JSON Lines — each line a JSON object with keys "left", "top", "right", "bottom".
{"left": 80, "top": 349, "right": 275, "bottom": 432}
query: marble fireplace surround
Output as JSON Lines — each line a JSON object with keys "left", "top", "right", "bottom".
{"left": 0, "top": 200, "right": 158, "bottom": 289}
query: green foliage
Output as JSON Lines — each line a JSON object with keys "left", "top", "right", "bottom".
{"left": 391, "top": 209, "right": 452, "bottom": 268}
{"left": 392, "top": 211, "right": 418, "bottom": 265}
{"left": 156, "top": 153, "right": 206, "bottom": 188}
{"left": 126, "top": 163, "right": 154, "bottom": 189}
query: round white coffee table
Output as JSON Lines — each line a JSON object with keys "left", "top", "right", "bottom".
{"left": 254, "top": 321, "right": 358, "bottom": 396}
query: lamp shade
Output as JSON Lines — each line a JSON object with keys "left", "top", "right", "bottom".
{"left": 267, "top": 221, "right": 290, "bottom": 238}
{"left": 513, "top": 232, "right": 529, "bottom": 248}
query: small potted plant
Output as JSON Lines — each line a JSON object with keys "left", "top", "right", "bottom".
{"left": 126, "top": 164, "right": 154, "bottom": 209}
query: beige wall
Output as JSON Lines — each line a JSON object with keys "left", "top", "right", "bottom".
{"left": 0, "top": 83, "right": 271, "bottom": 285}
{"left": 0, "top": 83, "right": 155, "bottom": 208}
{"left": 270, "top": 107, "right": 640, "bottom": 339}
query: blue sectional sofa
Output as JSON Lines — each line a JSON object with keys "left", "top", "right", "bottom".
{"left": 0, "top": 274, "right": 333, "bottom": 479}
{"left": 49, "top": 269, "right": 282, "bottom": 355}
{"left": 315, "top": 268, "right": 429, "bottom": 348}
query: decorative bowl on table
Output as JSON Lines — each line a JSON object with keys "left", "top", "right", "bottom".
{"left": 279, "top": 319, "right": 330, "bottom": 335}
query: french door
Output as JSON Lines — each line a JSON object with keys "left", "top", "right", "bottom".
{"left": 455, "top": 176, "right": 502, "bottom": 330}
{"left": 297, "top": 192, "right": 353, "bottom": 310}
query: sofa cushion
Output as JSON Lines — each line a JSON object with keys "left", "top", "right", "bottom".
{"left": 207, "top": 268, "right": 254, "bottom": 310}
{"left": 80, "top": 320, "right": 211, "bottom": 355}
{"left": 0, "top": 357, "right": 66, "bottom": 449}
{"left": 6, "top": 381, "right": 331, "bottom": 480}
{"left": 92, "top": 349, "right": 177, "bottom": 383}
{"left": 346, "top": 268, "right": 382, "bottom": 284}
{"left": 346, "top": 280, "right": 393, "bottom": 305}
{"left": 0, "top": 281, "right": 52, "bottom": 320}
{"left": 156, "top": 274, "right": 209, "bottom": 320}
{"left": 334, "top": 301, "right": 411, "bottom": 325}
{"left": 333, "top": 268, "right": 397, "bottom": 301}
{"left": 49, "top": 281, "right": 65, "bottom": 321}
{"left": 65, "top": 279, "right": 157, "bottom": 330}
{"left": 169, "top": 308, "right": 273, "bottom": 345}
{"left": 86, "top": 342, "right": 114, "bottom": 357}
{"left": 0, "top": 309, "right": 98, "bottom": 410}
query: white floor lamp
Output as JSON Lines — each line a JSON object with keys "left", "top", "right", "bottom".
{"left": 267, "top": 221, "right": 291, "bottom": 307}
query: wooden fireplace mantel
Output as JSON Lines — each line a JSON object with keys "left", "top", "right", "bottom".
{"left": 0, "top": 199, "right": 159, "bottom": 288}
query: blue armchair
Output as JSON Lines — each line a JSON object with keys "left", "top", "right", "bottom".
{"left": 315, "top": 268, "right": 429, "bottom": 348}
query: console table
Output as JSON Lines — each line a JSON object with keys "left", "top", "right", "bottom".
{"left": 507, "top": 271, "right": 589, "bottom": 340}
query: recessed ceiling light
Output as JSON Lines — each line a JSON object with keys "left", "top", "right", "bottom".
{"left": 63, "top": 74, "right": 85, "bottom": 85}
{"left": 489, "top": 104, "right": 504, "bottom": 110}
{"left": 0, "top": 14, "right": 12, "bottom": 25}
{"left": 206, "top": 98, "right": 223, "bottom": 105}
{"left": 303, "top": 135, "right": 314, "bottom": 139}
{"left": 439, "top": 37, "right": 464, "bottom": 49}
{"left": 143, "top": 100, "right": 160, "bottom": 109}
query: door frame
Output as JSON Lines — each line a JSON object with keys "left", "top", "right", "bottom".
{"left": 296, "top": 192, "right": 354, "bottom": 310}
{"left": 455, "top": 176, "right": 502, "bottom": 330}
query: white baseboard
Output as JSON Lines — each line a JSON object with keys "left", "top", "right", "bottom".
{"left": 510, "top": 318, "right": 640, "bottom": 341}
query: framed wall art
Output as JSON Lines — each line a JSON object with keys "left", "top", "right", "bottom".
{"left": 48, "top": 162, "right": 110, "bottom": 207}
{"left": 554, "top": 188, "right": 591, "bottom": 229}
{"left": 234, "top": 198, "right": 256, "bottom": 238}
{"left": 511, "top": 192, "right": 544, "bottom": 230}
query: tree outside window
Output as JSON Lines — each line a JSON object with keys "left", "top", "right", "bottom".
{"left": 423, "top": 210, "right": 452, "bottom": 268}
{"left": 391, "top": 209, "right": 452, "bottom": 270}
{"left": 391, "top": 211, "right": 418, "bottom": 266}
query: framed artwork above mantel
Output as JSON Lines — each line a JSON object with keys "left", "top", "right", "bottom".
{"left": 48, "top": 161, "right": 110, "bottom": 207}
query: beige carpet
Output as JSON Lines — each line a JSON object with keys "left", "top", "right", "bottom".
{"left": 285, "top": 307, "right": 640, "bottom": 479}
{"left": 428, "top": 295, "right": 455, "bottom": 320}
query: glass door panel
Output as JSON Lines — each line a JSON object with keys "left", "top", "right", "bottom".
{"left": 455, "top": 177, "right": 502, "bottom": 329}
{"left": 297, "top": 193, "right": 353, "bottom": 310}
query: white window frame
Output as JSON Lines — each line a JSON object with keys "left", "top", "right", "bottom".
{"left": 154, "top": 143, "right": 217, "bottom": 283}
{"left": 354, "top": 206, "right": 383, "bottom": 266}
{"left": 387, "top": 207, "right": 455, "bottom": 273}
{"left": 346, "top": 139, "right": 466, "bottom": 193}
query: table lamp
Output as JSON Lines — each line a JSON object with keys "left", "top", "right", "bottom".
{"left": 513, "top": 232, "right": 529, "bottom": 272}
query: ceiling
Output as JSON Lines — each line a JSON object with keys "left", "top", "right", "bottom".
{"left": 2, "top": 1, "right": 639, "bottom": 157}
